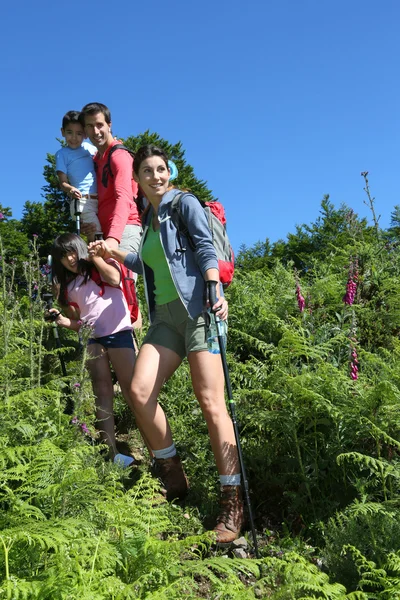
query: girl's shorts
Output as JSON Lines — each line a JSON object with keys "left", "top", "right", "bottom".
{"left": 88, "top": 329, "right": 134, "bottom": 350}
{"left": 143, "top": 298, "right": 207, "bottom": 360}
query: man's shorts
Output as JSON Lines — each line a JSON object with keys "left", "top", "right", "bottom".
{"left": 120, "top": 224, "right": 143, "bottom": 283}
{"left": 143, "top": 298, "right": 208, "bottom": 360}
{"left": 120, "top": 224, "right": 142, "bottom": 254}
{"left": 88, "top": 329, "right": 134, "bottom": 350}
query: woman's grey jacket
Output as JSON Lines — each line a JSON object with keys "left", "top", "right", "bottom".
{"left": 124, "top": 188, "right": 219, "bottom": 322}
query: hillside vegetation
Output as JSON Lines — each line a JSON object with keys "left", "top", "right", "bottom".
{"left": 1, "top": 143, "right": 400, "bottom": 597}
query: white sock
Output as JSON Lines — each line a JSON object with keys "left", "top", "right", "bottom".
{"left": 114, "top": 453, "right": 135, "bottom": 468}
{"left": 220, "top": 473, "right": 241, "bottom": 487}
{"left": 152, "top": 443, "right": 177, "bottom": 460}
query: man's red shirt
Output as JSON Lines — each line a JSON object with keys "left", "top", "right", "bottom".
{"left": 94, "top": 140, "right": 140, "bottom": 242}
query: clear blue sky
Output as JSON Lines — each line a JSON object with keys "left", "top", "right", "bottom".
{"left": 2, "top": 0, "right": 399, "bottom": 253}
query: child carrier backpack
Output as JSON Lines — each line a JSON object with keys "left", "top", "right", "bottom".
{"left": 170, "top": 192, "right": 234, "bottom": 286}
{"left": 90, "top": 264, "right": 139, "bottom": 324}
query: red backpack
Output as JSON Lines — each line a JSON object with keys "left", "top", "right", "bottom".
{"left": 90, "top": 264, "right": 139, "bottom": 324}
{"left": 170, "top": 192, "right": 234, "bottom": 286}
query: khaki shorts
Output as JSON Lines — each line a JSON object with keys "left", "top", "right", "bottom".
{"left": 120, "top": 224, "right": 142, "bottom": 254}
{"left": 143, "top": 298, "right": 207, "bottom": 359}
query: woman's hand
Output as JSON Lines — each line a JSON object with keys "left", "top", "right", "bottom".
{"left": 88, "top": 240, "right": 112, "bottom": 260}
{"left": 206, "top": 280, "right": 228, "bottom": 321}
{"left": 212, "top": 295, "right": 228, "bottom": 321}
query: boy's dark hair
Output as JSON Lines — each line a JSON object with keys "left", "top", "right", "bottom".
{"left": 51, "top": 233, "right": 91, "bottom": 306}
{"left": 62, "top": 110, "right": 81, "bottom": 130}
{"left": 133, "top": 144, "right": 169, "bottom": 175}
{"left": 79, "top": 102, "right": 111, "bottom": 126}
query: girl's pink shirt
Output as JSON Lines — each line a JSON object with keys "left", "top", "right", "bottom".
{"left": 67, "top": 261, "right": 132, "bottom": 338}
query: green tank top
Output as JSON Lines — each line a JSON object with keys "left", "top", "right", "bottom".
{"left": 142, "top": 223, "right": 179, "bottom": 305}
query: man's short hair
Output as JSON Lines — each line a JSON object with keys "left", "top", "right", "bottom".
{"left": 62, "top": 110, "right": 81, "bottom": 130}
{"left": 80, "top": 103, "right": 111, "bottom": 125}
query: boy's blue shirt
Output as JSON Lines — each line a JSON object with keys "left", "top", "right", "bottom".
{"left": 55, "top": 141, "right": 97, "bottom": 195}
{"left": 124, "top": 188, "right": 219, "bottom": 321}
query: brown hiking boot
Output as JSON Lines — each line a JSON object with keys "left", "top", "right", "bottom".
{"left": 152, "top": 455, "right": 189, "bottom": 501}
{"left": 213, "top": 485, "right": 244, "bottom": 544}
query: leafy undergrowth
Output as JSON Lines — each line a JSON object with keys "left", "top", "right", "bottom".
{"left": 3, "top": 191, "right": 400, "bottom": 598}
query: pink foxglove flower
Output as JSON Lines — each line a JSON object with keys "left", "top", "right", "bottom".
{"left": 350, "top": 345, "right": 359, "bottom": 380}
{"left": 343, "top": 258, "right": 358, "bottom": 305}
{"left": 296, "top": 284, "right": 305, "bottom": 313}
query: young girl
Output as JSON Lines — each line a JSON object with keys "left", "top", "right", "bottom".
{"left": 48, "top": 232, "right": 137, "bottom": 467}
{"left": 89, "top": 145, "right": 244, "bottom": 543}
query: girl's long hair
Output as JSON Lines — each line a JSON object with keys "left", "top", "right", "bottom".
{"left": 51, "top": 233, "right": 92, "bottom": 306}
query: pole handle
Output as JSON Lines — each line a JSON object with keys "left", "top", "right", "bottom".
{"left": 207, "top": 280, "right": 218, "bottom": 311}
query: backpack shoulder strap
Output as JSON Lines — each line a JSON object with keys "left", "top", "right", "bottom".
{"left": 170, "top": 192, "right": 197, "bottom": 252}
{"left": 89, "top": 265, "right": 106, "bottom": 296}
{"left": 102, "top": 144, "right": 134, "bottom": 188}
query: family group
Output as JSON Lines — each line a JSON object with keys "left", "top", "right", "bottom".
{"left": 48, "top": 102, "right": 243, "bottom": 544}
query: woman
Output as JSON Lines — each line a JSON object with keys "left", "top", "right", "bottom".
{"left": 89, "top": 145, "right": 243, "bottom": 543}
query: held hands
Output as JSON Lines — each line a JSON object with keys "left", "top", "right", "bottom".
{"left": 88, "top": 240, "right": 112, "bottom": 260}
{"left": 206, "top": 280, "right": 228, "bottom": 321}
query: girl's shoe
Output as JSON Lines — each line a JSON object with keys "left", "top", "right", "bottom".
{"left": 152, "top": 455, "right": 189, "bottom": 501}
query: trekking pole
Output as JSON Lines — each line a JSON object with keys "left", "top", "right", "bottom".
{"left": 43, "top": 256, "right": 74, "bottom": 415}
{"left": 208, "top": 281, "right": 259, "bottom": 558}
{"left": 43, "top": 292, "right": 74, "bottom": 416}
{"left": 43, "top": 292, "right": 67, "bottom": 378}
{"left": 74, "top": 197, "right": 81, "bottom": 236}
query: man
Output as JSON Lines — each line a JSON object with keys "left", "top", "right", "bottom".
{"left": 79, "top": 102, "right": 142, "bottom": 254}
{"left": 80, "top": 102, "right": 142, "bottom": 329}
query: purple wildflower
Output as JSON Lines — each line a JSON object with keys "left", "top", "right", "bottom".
{"left": 71, "top": 416, "right": 79, "bottom": 424}
{"left": 296, "top": 284, "right": 305, "bottom": 313}
{"left": 32, "top": 233, "right": 38, "bottom": 238}
{"left": 73, "top": 382, "right": 81, "bottom": 388}
{"left": 343, "top": 258, "right": 358, "bottom": 305}
{"left": 350, "top": 346, "right": 359, "bottom": 380}
{"left": 81, "top": 423, "right": 90, "bottom": 435}
{"left": 0, "top": 213, "right": 4, "bottom": 220}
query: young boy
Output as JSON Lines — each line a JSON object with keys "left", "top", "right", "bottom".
{"left": 55, "top": 111, "right": 102, "bottom": 240}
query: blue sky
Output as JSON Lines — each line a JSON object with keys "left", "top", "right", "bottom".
{"left": 1, "top": 0, "right": 399, "bottom": 253}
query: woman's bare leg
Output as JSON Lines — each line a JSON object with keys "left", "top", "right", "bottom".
{"left": 188, "top": 350, "right": 239, "bottom": 476}
{"left": 128, "top": 343, "right": 182, "bottom": 450}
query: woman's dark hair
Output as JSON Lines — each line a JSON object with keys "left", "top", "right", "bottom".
{"left": 62, "top": 110, "right": 81, "bottom": 129}
{"left": 51, "top": 233, "right": 92, "bottom": 306}
{"left": 133, "top": 145, "right": 169, "bottom": 175}
{"left": 133, "top": 145, "right": 171, "bottom": 223}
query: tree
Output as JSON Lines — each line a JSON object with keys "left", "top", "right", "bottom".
{"left": 0, "top": 204, "right": 30, "bottom": 261}
{"left": 123, "top": 131, "right": 215, "bottom": 202}
{"left": 20, "top": 152, "right": 71, "bottom": 258}
{"left": 280, "top": 195, "right": 376, "bottom": 271}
